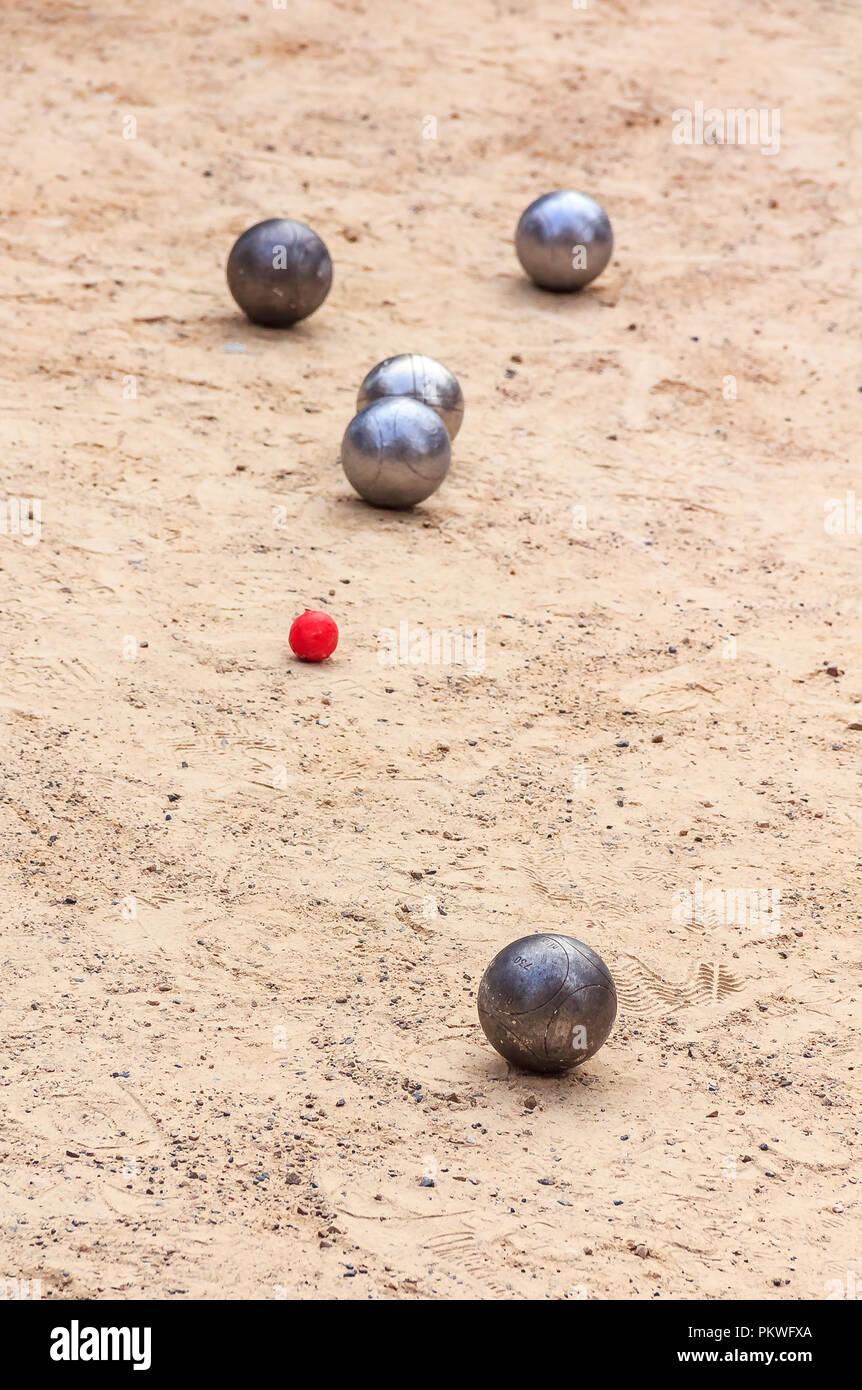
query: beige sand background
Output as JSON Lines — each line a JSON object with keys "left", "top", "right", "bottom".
{"left": 0, "top": 0, "right": 859, "bottom": 1301}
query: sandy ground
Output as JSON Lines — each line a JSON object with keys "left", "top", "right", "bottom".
{"left": 0, "top": 0, "right": 860, "bottom": 1301}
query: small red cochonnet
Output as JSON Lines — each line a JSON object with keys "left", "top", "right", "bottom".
{"left": 289, "top": 609, "right": 339, "bottom": 662}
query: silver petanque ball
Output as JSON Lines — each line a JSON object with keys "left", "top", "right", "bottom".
{"left": 341, "top": 397, "right": 451, "bottom": 509}
{"left": 477, "top": 933, "right": 617, "bottom": 1074}
{"left": 515, "top": 191, "right": 613, "bottom": 292}
{"left": 226, "top": 218, "right": 332, "bottom": 326}
{"left": 357, "top": 354, "right": 464, "bottom": 440}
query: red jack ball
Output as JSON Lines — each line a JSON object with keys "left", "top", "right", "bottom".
{"left": 289, "top": 609, "right": 339, "bottom": 662}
